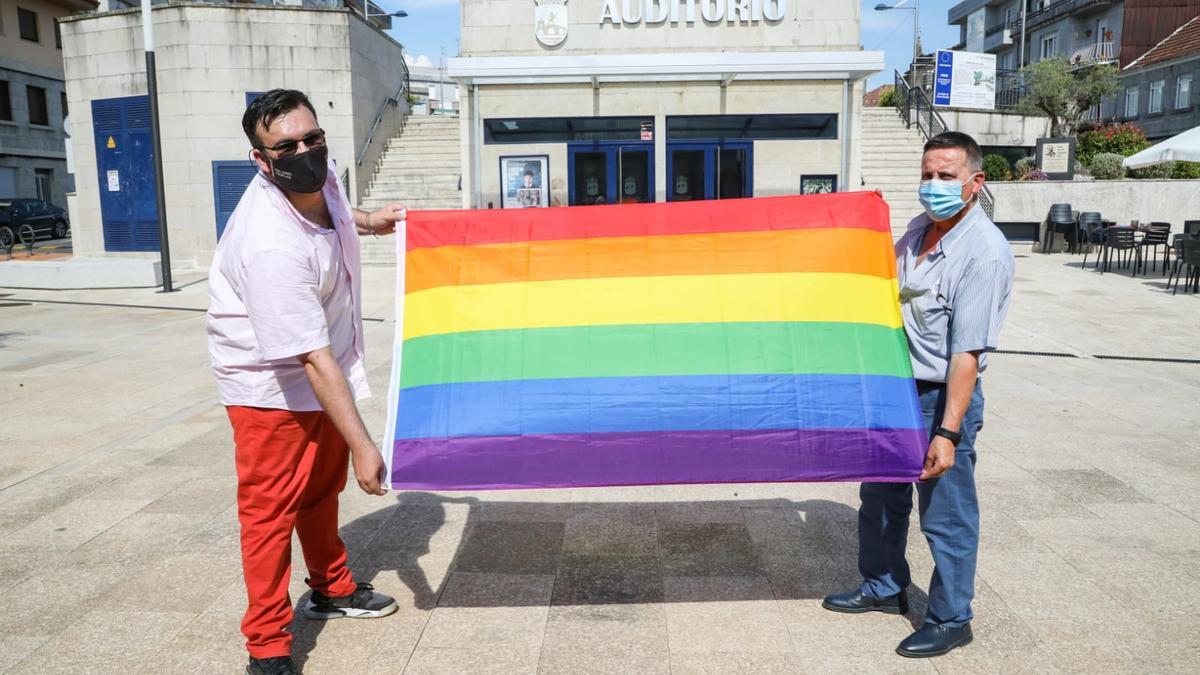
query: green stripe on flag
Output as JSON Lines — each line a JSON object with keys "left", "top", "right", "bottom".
{"left": 400, "top": 322, "right": 912, "bottom": 389}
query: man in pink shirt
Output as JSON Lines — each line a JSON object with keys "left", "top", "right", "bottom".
{"left": 206, "top": 89, "right": 406, "bottom": 675}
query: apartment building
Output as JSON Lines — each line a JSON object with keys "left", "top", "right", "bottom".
{"left": 0, "top": 0, "right": 98, "bottom": 205}
{"left": 948, "top": 0, "right": 1124, "bottom": 73}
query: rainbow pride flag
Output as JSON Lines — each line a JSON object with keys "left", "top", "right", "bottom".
{"left": 383, "top": 193, "right": 925, "bottom": 490}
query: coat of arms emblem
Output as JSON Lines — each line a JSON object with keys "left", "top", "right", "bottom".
{"left": 534, "top": 0, "right": 568, "bottom": 47}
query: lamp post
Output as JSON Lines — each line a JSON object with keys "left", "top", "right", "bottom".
{"left": 874, "top": 1, "right": 920, "bottom": 86}
{"left": 141, "top": 0, "right": 173, "bottom": 293}
{"left": 363, "top": 2, "right": 407, "bottom": 26}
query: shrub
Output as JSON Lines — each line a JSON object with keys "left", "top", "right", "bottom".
{"left": 982, "top": 154, "right": 1012, "bottom": 181}
{"left": 1129, "top": 161, "right": 1176, "bottom": 179}
{"left": 878, "top": 88, "right": 898, "bottom": 108}
{"left": 1172, "top": 161, "right": 1200, "bottom": 179}
{"left": 1077, "top": 122, "right": 1151, "bottom": 166}
{"left": 1089, "top": 153, "right": 1126, "bottom": 179}
{"left": 1014, "top": 157, "right": 1038, "bottom": 179}
{"left": 1025, "top": 170, "right": 1049, "bottom": 181}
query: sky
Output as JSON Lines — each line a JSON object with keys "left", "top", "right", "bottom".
{"left": 383, "top": 0, "right": 962, "bottom": 87}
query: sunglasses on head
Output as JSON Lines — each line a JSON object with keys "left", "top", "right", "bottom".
{"left": 258, "top": 129, "right": 326, "bottom": 158}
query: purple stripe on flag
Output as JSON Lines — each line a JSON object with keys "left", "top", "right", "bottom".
{"left": 390, "top": 428, "right": 926, "bottom": 490}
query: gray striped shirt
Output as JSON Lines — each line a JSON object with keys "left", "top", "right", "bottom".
{"left": 895, "top": 204, "right": 1015, "bottom": 383}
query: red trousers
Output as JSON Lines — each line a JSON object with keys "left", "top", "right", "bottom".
{"left": 228, "top": 406, "right": 358, "bottom": 659}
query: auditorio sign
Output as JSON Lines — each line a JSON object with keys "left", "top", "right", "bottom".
{"left": 599, "top": 0, "right": 789, "bottom": 25}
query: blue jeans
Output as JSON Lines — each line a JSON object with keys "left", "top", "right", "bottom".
{"left": 856, "top": 380, "right": 985, "bottom": 627}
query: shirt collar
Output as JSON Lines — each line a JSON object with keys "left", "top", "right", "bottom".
{"left": 256, "top": 161, "right": 345, "bottom": 234}
{"left": 918, "top": 201, "right": 983, "bottom": 259}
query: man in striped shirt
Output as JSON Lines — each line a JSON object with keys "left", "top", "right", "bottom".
{"left": 823, "top": 131, "right": 1014, "bottom": 658}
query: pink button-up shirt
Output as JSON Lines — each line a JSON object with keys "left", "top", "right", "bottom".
{"left": 206, "top": 162, "right": 370, "bottom": 411}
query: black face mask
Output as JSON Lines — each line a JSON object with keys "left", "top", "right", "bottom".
{"left": 264, "top": 145, "right": 328, "bottom": 194}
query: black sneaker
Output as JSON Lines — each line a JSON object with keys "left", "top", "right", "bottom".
{"left": 246, "top": 656, "right": 298, "bottom": 675}
{"left": 302, "top": 581, "right": 398, "bottom": 620}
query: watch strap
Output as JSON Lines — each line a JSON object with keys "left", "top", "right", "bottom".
{"left": 933, "top": 426, "right": 963, "bottom": 445}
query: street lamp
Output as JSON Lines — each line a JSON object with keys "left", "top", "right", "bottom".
{"left": 875, "top": 0, "right": 920, "bottom": 85}
{"left": 364, "top": 2, "right": 407, "bottom": 23}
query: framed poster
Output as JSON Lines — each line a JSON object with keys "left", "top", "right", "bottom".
{"left": 800, "top": 174, "right": 838, "bottom": 195}
{"left": 1036, "top": 137, "right": 1076, "bottom": 180}
{"left": 500, "top": 155, "right": 550, "bottom": 209}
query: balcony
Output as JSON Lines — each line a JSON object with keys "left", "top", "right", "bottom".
{"left": 1068, "top": 41, "right": 1117, "bottom": 69}
{"left": 1016, "top": 0, "right": 1116, "bottom": 33}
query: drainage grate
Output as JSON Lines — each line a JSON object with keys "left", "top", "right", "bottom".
{"left": 994, "top": 349, "right": 1078, "bottom": 358}
{"left": 1092, "top": 354, "right": 1200, "bottom": 365}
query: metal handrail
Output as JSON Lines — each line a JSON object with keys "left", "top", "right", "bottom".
{"left": 891, "top": 70, "right": 997, "bottom": 220}
{"left": 356, "top": 80, "right": 410, "bottom": 167}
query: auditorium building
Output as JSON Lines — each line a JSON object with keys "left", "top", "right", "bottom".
{"left": 450, "top": 0, "right": 883, "bottom": 208}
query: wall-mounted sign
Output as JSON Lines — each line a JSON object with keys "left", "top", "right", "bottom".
{"left": 107, "top": 170, "right": 120, "bottom": 192}
{"left": 1036, "top": 137, "right": 1076, "bottom": 180}
{"left": 500, "top": 155, "right": 551, "bottom": 208}
{"left": 932, "top": 49, "right": 996, "bottom": 111}
{"left": 599, "top": 0, "right": 788, "bottom": 26}
{"left": 535, "top": 0, "right": 569, "bottom": 47}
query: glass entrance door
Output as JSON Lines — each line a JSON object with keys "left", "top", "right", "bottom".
{"left": 568, "top": 142, "right": 654, "bottom": 206}
{"left": 667, "top": 141, "right": 753, "bottom": 202}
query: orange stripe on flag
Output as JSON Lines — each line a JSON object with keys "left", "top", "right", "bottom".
{"left": 406, "top": 227, "right": 896, "bottom": 293}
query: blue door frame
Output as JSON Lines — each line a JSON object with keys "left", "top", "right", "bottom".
{"left": 666, "top": 140, "right": 754, "bottom": 201}
{"left": 567, "top": 141, "right": 655, "bottom": 205}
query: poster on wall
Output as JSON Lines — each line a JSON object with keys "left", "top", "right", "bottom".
{"left": 500, "top": 155, "right": 550, "bottom": 209}
{"left": 933, "top": 50, "right": 997, "bottom": 111}
{"left": 800, "top": 175, "right": 838, "bottom": 195}
{"left": 1036, "top": 137, "right": 1076, "bottom": 181}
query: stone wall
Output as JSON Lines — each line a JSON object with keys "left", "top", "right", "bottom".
{"left": 989, "top": 179, "right": 1200, "bottom": 227}
{"left": 60, "top": 4, "right": 403, "bottom": 265}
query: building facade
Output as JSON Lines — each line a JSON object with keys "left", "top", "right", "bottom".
{"left": 949, "top": 0, "right": 1124, "bottom": 72}
{"left": 59, "top": 2, "right": 407, "bottom": 266}
{"left": 1106, "top": 15, "right": 1200, "bottom": 140}
{"left": 0, "top": 0, "right": 96, "bottom": 206}
{"left": 450, "top": 0, "right": 882, "bottom": 209}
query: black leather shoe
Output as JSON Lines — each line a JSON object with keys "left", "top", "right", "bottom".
{"left": 821, "top": 588, "right": 909, "bottom": 615}
{"left": 896, "top": 622, "right": 973, "bottom": 658}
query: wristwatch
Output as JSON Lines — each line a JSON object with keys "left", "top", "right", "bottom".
{"left": 933, "top": 426, "right": 963, "bottom": 445}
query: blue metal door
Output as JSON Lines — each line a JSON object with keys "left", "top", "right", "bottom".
{"left": 212, "top": 161, "right": 259, "bottom": 240}
{"left": 666, "top": 141, "right": 753, "bottom": 202}
{"left": 567, "top": 141, "right": 655, "bottom": 206}
{"left": 92, "top": 96, "right": 159, "bottom": 252}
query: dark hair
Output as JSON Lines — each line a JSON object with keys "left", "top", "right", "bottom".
{"left": 242, "top": 89, "right": 318, "bottom": 148}
{"left": 923, "top": 131, "right": 983, "bottom": 172}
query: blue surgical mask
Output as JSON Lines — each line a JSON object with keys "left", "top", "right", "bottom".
{"left": 918, "top": 179, "right": 972, "bottom": 222}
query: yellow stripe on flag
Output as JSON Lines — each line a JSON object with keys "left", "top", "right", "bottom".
{"left": 403, "top": 273, "right": 902, "bottom": 340}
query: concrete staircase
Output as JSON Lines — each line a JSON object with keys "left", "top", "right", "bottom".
{"left": 359, "top": 115, "right": 463, "bottom": 265}
{"left": 860, "top": 107, "right": 927, "bottom": 239}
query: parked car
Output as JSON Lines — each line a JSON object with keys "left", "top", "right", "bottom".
{"left": 0, "top": 198, "right": 70, "bottom": 245}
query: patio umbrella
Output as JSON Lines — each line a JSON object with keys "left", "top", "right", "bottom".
{"left": 1123, "top": 124, "right": 1200, "bottom": 168}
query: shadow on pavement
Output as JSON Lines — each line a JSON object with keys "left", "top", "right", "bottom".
{"left": 290, "top": 492, "right": 931, "bottom": 666}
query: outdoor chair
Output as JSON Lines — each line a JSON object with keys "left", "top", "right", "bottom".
{"left": 1078, "top": 212, "right": 1106, "bottom": 271}
{"left": 1042, "top": 203, "right": 1078, "bottom": 254}
{"left": 1166, "top": 234, "right": 1196, "bottom": 291}
{"left": 1171, "top": 238, "right": 1200, "bottom": 295}
{"left": 1184, "top": 220, "right": 1200, "bottom": 236}
{"left": 1102, "top": 227, "right": 1141, "bottom": 276}
{"left": 1138, "top": 223, "right": 1172, "bottom": 274}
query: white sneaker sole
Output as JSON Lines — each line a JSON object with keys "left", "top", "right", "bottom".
{"left": 302, "top": 600, "right": 398, "bottom": 621}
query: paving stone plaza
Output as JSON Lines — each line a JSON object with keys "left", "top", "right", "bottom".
{"left": 1, "top": 246, "right": 1198, "bottom": 674}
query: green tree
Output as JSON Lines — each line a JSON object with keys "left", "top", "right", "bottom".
{"left": 1016, "top": 58, "right": 1120, "bottom": 137}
